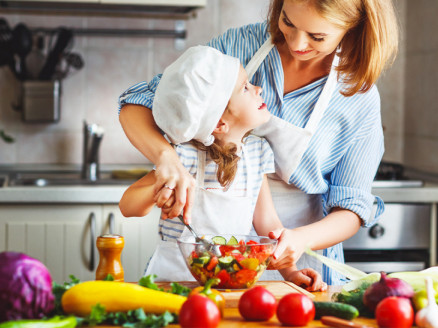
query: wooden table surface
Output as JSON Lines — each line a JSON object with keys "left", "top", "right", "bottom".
{"left": 98, "top": 282, "right": 378, "bottom": 328}
{"left": 166, "top": 282, "right": 378, "bottom": 328}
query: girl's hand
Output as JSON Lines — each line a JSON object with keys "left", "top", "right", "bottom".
{"left": 283, "top": 268, "right": 328, "bottom": 292}
{"left": 268, "top": 228, "right": 308, "bottom": 270}
{"left": 268, "top": 228, "right": 310, "bottom": 269}
{"left": 159, "top": 190, "right": 175, "bottom": 219}
{"left": 153, "top": 152, "right": 196, "bottom": 223}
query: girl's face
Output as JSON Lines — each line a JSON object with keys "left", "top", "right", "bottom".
{"left": 225, "top": 65, "right": 271, "bottom": 133}
{"left": 278, "top": 0, "right": 348, "bottom": 62}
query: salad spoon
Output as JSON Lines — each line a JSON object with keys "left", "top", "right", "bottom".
{"left": 178, "top": 215, "right": 221, "bottom": 256}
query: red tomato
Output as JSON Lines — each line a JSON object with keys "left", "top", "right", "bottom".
{"left": 235, "top": 269, "right": 257, "bottom": 284}
{"left": 179, "top": 294, "right": 221, "bottom": 328}
{"left": 206, "top": 256, "right": 218, "bottom": 271}
{"left": 375, "top": 296, "right": 414, "bottom": 328}
{"left": 276, "top": 293, "right": 315, "bottom": 326}
{"left": 238, "top": 286, "right": 277, "bottom": 321}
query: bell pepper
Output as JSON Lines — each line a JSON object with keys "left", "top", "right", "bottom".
{"left": 413, "top": 281, "right": 438, "bottom": 311}
{"left": 189, "top": 278, "right": 225, "bottom": 317}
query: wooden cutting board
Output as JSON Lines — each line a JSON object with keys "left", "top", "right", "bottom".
{"left": 159, "top": 280, "right": 314, "bottom": 308}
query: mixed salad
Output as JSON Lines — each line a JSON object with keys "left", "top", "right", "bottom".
{"left": 186, "top": 236, "right": 275, "bottom": 289}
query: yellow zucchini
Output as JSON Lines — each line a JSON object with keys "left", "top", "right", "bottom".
{"left": 61, "top": 280, "right": 186, "bottom": 316}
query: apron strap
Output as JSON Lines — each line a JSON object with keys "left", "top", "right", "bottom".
{"left": 305, "top": 55, "right": 339, "bottom": 133}
{"left": 245, "top": 36, "right": 274, "bottom": 81}
{"left": 245, "top": 35, "right": 340, "bottom": 135}
{"left": 196, "top": 149, "right": 206, "bottom": 188}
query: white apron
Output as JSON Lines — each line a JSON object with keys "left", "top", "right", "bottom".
{"left": 145, "top": 148, "right": 255, "bottom": 281}
{"left": 248, "top": 37, "right": 339, "bottom": 280}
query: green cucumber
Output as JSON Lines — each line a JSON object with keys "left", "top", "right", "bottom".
{"left": 0, "top": 316, "right": 76, "bottom": 328}
{"left": 313, "top": 301, "right": 359, "bottom": 320}
{"left": 218, "top": 256, "right": 234, "bottom": 268}
{"left": 212, "top": 236, "right": 227, "bottom": 245}
{"left": 192, "top": 256, "right": 210, "bottom": 265}
{"left": 227, "top": 236, "right": 238, "bottom": 245}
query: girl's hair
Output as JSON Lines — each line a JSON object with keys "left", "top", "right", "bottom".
{"left": 268, "top": 0, "right": 399, "bottom": 96}
{"left": 191, "top": 139, "right": 240, "bottom": 189}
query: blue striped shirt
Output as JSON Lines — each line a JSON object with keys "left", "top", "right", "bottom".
{"left": 118, "top": 21, "right": 385, "bottom": 285}
{"left": 158, "top": 136, "right": 275, "bottom": 241}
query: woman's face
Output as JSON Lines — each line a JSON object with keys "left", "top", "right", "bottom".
{"left": 225, "top": 65, "right": 271, "bottom": 132}
{"left": 278, "top": 0, "right": 348, "bottom": 62}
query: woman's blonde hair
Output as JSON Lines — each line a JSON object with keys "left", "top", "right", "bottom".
{"left": 268, "top": 0, "right": 399, "bottom": 96}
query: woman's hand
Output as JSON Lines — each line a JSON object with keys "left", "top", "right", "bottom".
{"left": 282, "top": 268, "right": 328, "bottom": 292}
{"left": 153, "top": 150, "right": 196, "bottom": 223}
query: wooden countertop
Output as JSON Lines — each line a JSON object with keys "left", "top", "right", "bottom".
{"left": 95, "top": 281, "right": 377, "bottom": 327}
{"left": 210, "top": 286, "right": 376, "bottom": 328}
{"left": 164, "top": 282, "right": 378, "bottom": 328}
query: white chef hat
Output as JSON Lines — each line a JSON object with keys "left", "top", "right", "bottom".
{"left": 152, "top": 46, "right": 240, "bottom": 146}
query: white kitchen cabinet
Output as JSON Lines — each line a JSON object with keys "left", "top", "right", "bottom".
{"left": 0, "top": 205, "right": 102, "bottom": 283}
{"left": 100, "top": 0, "right": 205, "bottom": 5}
{"left": 0, "top": 204, "right": 160, "bottom": 284}
{"left": 102, "top": 205, "right": 160, "bottom": 283}
{"left": 8, "top": 0, "right": 98, "bottom": 2}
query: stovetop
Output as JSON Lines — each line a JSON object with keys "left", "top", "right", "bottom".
{"left": 372, "top": 162, "right": 424, "bottom": 188}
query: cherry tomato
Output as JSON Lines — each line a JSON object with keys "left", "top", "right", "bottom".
{"left": 238, "top": 286, "right": 277, "bottom": 321}
{"left": 375, "top": 296, "right": 414, "bottom": 328}
{"left": 276, "top": 293, "right": 315, "bottom": 326}
{"left": 179, "top": 294, "right": 221, "bottom": 328}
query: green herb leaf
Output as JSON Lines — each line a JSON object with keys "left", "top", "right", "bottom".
{"left": 0, "top": 130, "right": 14, "bottom": 143}
{"left": 52, "top": 275, "right": 81, "bottom": 315}
{"left": 88, "top": 304, "right": 106, "bottom": 326}
{"left": 138, "top": 274, "right": 163, "bottom": 291}
{"left": 104, "top": 273, "right": 115, "bottom": 281}
{"left": 169, "top": 282, "right": 191, "bottom": 296}
{"left": 81, "top": 306, "right": 176, "bottom": 327}
{"left": 139, "top": 275, "right": 191, "bottom": 296}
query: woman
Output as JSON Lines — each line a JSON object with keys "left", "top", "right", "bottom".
{"left": 118, "top": 0, "right": 398, "bottom": 285}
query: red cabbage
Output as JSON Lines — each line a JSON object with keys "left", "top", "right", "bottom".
{"left": 0, "top": 252, "right": 55, "bottom": 322}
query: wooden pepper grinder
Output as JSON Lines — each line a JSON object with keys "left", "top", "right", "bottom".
{"left": 96, "top": 234, "right": 124, "bottom": 281}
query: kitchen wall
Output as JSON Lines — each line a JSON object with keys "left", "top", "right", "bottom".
{"left": 402, "top": 0, "right": 438, "bottom": 173}
{"left": 0, "top": 0, "right": 269, "bottom": 165}
{"left": 0, "top": 0, "right": 436, "bottom": 174}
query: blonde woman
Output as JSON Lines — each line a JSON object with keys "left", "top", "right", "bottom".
{"left": 118, "top": 0, "right": 399, "bottom": 285}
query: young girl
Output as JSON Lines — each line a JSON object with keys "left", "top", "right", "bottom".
{"left": 119, "top": 46, "right": 326, "bottom": 291}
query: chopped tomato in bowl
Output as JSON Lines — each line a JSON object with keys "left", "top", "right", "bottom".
{"left": 177, "top": 235, "right": 277, "bottom": 289}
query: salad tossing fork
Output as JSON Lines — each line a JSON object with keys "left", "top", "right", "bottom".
{"left": 177, "top": 215, "right": 221, "bottom": 256}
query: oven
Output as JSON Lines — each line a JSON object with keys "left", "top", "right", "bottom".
{"left": 343, "top": 162, "right": 431, "bottom": 273}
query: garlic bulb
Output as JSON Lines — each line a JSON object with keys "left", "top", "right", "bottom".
{"left": 416, "top": 277, "right": 438, "bottom": 328}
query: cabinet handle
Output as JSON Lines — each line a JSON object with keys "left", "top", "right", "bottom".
{"left": 89, "top": 212, "right": 96, "bottom": 271}
{"left": 108, "top": 213, "right": 115, "bottom": 234}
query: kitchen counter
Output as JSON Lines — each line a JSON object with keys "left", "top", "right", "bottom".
{"left": 211, "top": 285, "right": 377, "bottom": 328}
{"left": 2, "top": 183, "right": 438, "bottom": 204}
{"left": 1, "top": 164, "right": 438, "bottom": 204}
{"left": 97, "top": 284, "right": 377, "bottom": 328}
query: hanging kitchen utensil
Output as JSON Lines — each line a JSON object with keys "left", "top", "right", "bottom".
{"left": 25, "top": 34, "right": 46, "bottom": 80}
{"left": 0, "top": 18, "right": 19, "bottom": 78}
{"left": 0, "top": 18, "right": 13, "bottom": 45}
{"left": 38, "top": 27, "right": 73, "bottom": 80}
{"left": 54, "top": 51, "right": 84, "bottom": 79}
{"left": 12, "top": 23, "right": 33, "bottom": 80}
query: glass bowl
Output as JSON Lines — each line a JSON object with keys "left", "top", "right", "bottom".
{"left": 177, "top": 234, "right": 277, "bottom": 289}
